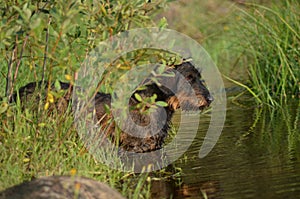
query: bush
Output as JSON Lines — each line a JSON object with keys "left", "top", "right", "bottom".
{"left": 0, "top": 0, "right": 169, "bottom": 99}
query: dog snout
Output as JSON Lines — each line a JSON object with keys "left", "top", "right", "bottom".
{"left": 206, "top": 94, "right": 213, "bottom": 105}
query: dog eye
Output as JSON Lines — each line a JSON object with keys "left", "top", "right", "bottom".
{"left": 186, "top": 74, "right": 194, "bottom": 81}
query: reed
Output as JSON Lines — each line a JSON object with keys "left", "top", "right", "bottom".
{"left": 236, "top": 0, "right": 300, "bottom": 106}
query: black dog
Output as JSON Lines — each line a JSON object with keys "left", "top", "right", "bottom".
{"left": 14, "top": 61, "right": 213, "bottom": 153}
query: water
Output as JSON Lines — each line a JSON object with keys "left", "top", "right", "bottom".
{"left": 151, "top": 97, "right": 300, "bottom": 198}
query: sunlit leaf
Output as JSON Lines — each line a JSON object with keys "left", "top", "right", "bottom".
{"left": 47, "top": 93, "right": 54, "bottom": 103}
{"left": 65, "top": 74, "right": 72, "bottom": 81}
{"left": 0, "top": 102, "right": 8, "bottom": 114}
{"left": 155, "top": 101, "right": 168, "bottom": 107}
{"left": 134, "top": 93, "right": 143, "bottom": 102}
{"left": 44, "top": 102, "right": 49, "bottom": 110}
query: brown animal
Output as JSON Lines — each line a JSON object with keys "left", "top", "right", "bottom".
{"left": 13, "top": 61, "right": 213, "bottom": 153}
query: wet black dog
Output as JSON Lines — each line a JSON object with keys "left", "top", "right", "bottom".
{"left": 14, "top": 61, "right": 213, "bottom": 153}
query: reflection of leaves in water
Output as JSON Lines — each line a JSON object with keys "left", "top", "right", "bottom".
{"left": 238, "top": 99, "right": 300, "bottom": 160}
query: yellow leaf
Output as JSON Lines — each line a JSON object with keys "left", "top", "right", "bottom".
{"left": 70, "top": 168, "right": 77, "bottom": 176}
{"left": 44, "top": 102, "right": 49, "bottom": 110}
{"left": 65, "top": 74, "right": 72, "bottom": 81}
{"left": 47, "top": 93, "right": 54, "bottom": 103}
{"left": 38, "top": 123, "right": 46, "bottom": 127}
{"left": 23, "top": 158, "right": 30, "bottom": 163}
{"left": 100, "top": 4, "right": 107, "bottom": 16}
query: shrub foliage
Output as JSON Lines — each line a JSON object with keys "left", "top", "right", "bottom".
{"left": 0, "top": 0, "right": 169, "bottom": 99}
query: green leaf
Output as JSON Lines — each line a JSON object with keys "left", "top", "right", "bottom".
{"left": 136, "top": 85, "right": 147, "bottom": 91}
{"left": 155, "top": 101, "right": 168, "bottom": 107}
{"left": 54, "top": 80, "right": 61, "bottom": 90}
{"left": 134, "top": 93, "right": 143, "bottom": 102}
{"left": 0, "top": 102, "right": 8, "bottom": 114}
{"left": 150, "top": 94, "right": 157, "bottom": 101}
{"left": 156, "top": 65, "right": 166, "bottom": 74}
{"left": 104, "top": 104, "right": 111, "bottom": 114}
{"left": 23, "top": 8, "right": 32, "bottom": 21}
{"left": 158, "top": 17, "right": 168, "bottom": 29}
{"left": 29, "top": 16, "right": 41, "bottom": 30}
{"left": 62, "top": 18, "right": 71, "bottom": 29}
{"left": 13, "top": 6, "right": 27, "bottom": 22}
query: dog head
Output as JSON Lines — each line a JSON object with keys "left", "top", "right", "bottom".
{"left": 161, "top": 61, "right": 213, "bottom": 111}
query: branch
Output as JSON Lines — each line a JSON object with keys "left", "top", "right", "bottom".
{"left": 42, "top": 16, "right": 51, "bottom": 85}
{"left": 6, "top": 36, "right": 18, "bottom": 101}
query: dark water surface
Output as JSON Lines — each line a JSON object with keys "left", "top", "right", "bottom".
{"left": 152, "top": 97, "right": 300, "bottom": 199}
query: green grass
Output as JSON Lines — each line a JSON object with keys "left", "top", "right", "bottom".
{"left": 234, "top": 0, "right": 300, "bottom": 106}
{"left": 0, "top": 99, "right": 152, "bottom": 198}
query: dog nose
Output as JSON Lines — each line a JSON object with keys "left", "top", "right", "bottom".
{"left": 206, "top": 94, "right": 214, "bottom": 105}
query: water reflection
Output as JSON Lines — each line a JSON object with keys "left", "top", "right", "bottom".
{"left": 151, "top": 98, "right": 300, "bottom": 198}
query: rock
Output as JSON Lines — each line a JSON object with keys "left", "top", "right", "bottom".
{"left": 0, "top": 176, "right": 125, "bottom": 199}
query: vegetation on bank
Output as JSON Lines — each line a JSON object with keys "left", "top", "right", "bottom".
{"left": 0, "top": 0, "right": 170, "bottom": 197}
{"left": 0, "top": 0, "right": 299, "bottom": 198}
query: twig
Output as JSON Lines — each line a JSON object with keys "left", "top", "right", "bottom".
{"left": 42, "top": 16, "right": 51, "bottom": 85}
{"left": 6, "top": 36, "right": 18, "bottom": 101}
{"left": 11, "top": 34, "right": 29, "bottom": 91}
